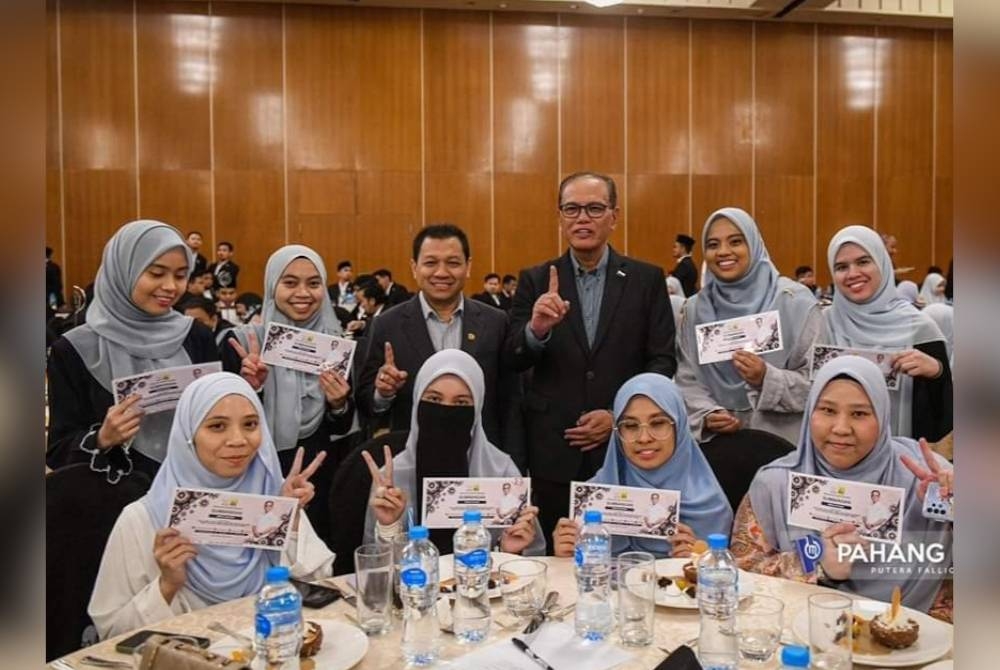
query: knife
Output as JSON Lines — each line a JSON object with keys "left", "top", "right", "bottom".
{"left": 522, "top": 591, "right": 559, "bottom": 637}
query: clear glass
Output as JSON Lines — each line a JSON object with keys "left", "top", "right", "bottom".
{"left": 498, "top": 559, "right": 547, "bottom": 620}
{"left": 616, "top": 551, "right": 656, "bottom": 647}
{"left": 735, "top": 594, "right": 784, "bottom": 663}
{"left": 354, "top": 543, "right": 393, "bottom": 635}
{"left": 808, "top": 593, "right": 852, "bottom": 670}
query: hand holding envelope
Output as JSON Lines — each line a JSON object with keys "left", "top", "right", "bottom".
{"left": 731, "top": 350, "right": 767, "bottom": 387}
{"left": 229, "top": 331, "right": 269, "bottom": 391}
{"left": 819, "top": 521, "right": 869, "bottom": 581}
{"left": 97, "top": 393, "right": 145, "bottom": 449}
{"left": 318, "top": 369, "right": 351, "bottom": 410}
{"left": 363, "top": 444, "right": 408, "bottom": 526}
{"left": 153, "top": 527, "right": 198, "bottom": 605}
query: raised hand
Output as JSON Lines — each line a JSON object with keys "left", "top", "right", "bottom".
{"left": 281, "top": 447, "right": 326, "bottom": 508}
{"left": 901, "top": 437, "right": 954, "bottom": 503}
{"left": 153, "top": 528, "right": 197, "bottom": 604}
{"left": 375, "top": 342, "right": 408, "bottom": 398}
{"left": 529, "top": 266, "right": 571, "bottom": 339}
{"left": 97, "top": 392, "right": 144, "bottom": 449}
{"left": 319, "top": 369, "right": 350, "bottom": 410}
{"left": 500, "top": 505, "right": 539, "bottom": 554}
{"left": 564, "top": 409, "right": 614, "bottom": 451}
{"left": 229, "top": 330, "right": 269, "bottom": 390}
{"left": 551, "top": 517, "right": 580, "bottom": 558}
{"left": 362, "top": 444, "right": 407, "bottom": 527}
{"left": 819, "top": 521, "right": 868, "bottom": 581}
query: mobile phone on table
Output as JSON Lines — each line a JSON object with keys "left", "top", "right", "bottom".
{"left": 291, "top": 578, "right": 343, "bottom": 608}
{"left": 114, "top": 629, "right": 211, "bottom": 654}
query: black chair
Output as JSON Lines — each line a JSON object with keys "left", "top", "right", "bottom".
{"left": 699, "top": 428, "right": 796, "bottom": 512}
{"left": 327, "top": 430, "right": 409, "bottom": 575}
{"left": 46, "top": 464, "right": 151, "bottom": 661}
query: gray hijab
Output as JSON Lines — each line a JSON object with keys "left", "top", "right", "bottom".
{"left": 683, "top": 207, "right": 817, "bottom": 409}
{"left": 64, "top": 219, "right": 195, "bottom": 462}
{"left": 234, "top": 245, "right": 343, "bottom": 451}
{"left": 748, "top": 356, "right": 952, "bottom": 612}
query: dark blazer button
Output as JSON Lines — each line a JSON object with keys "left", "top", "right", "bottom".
{"left": 585, "top": 370, "right": 595, "bottom": 380}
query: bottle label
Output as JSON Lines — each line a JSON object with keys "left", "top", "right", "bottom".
{"left": 401, "top": 567, "right": 428, "bottom": 588}
{"left": 574, "top": 546, "right": 584, "bottom": 567}
{"left": 457, "top": 549, "right": 489, "bottom": 569}
{"left": 255, "top": 613, "right": 272, "bottom": 638}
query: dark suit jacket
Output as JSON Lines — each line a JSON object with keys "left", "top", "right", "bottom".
{"left": 505, "top": 247, "right": 677, "bottom": 482}
{"left": 385, "top": 283, "right": 411, "bottom": 307}
{"left": 471, "top": 292, "right": 504, "bottom": 310}
{"left": 357, "top": 295, "right": 522, "bottom": 458}
{"left": 498, "top": 293, "right": 513, "bottom": 312}
{"left": 672, "top": 256, "right": 698, "bottom": 297}
{"left": 207, "top": 261, "right": 240, "bottom": 289}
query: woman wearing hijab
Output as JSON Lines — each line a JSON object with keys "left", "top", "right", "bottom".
{"left": 46, "top": 220, "right": 218, "bottom": 483}
{"left": 665, "top": 275, "right": 687, "bottom": 330}
{"left": 896, "top": 280, "right": 921, "bottom": 308}
{"left": 550, "top": 373, "right": 733, "bottom": 558}
{"left": 919, "top": 272, "right": 948, "bottom": 306}
{"left": 223, "top": 245, "right": 354, "bottom": 544}
{"left": 731, "top": 356, "right": 953, "bottom": 622}
{"left": 674, "top": 207, "right": 821, "bottom": 445}
{"left": 363, "top": 349, "right": 543, "bottom": 555}
{"left": 923, "top": 303, "right": 954, "bottom": 370}
{"left": 819, "top": 225, "right": 951, "bottom": 441}
{"left": 88, "top": 372, "right": 333, "bottom": 639}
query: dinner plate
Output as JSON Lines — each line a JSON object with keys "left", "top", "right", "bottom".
{"left": 791, "top": 599, "right": 952, "bottom": 667}
{"left": 209, "top": 620, "right": 368, "bottom": 670}
{"left": 438, "top": 551, "right": 520, "bottom": 599}
{"left": 922, "top": 661, "right": 953, "bottom": 670}
{"left": 652, "top": 558, "right": 757, "bottom": 609}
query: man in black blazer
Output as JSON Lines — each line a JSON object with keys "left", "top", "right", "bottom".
{"left": 471, "top": 273, "right": 505, "bottom": 310}
{"left": 358, "top": 224, "right": 519, "bottom": 451}
{"left": 374, "top": 268, "right": 412, "bottom": 307}
{"left": 207, "top": 240, "right": 240, "bottom": 292}
{"left": 506, "top": 172, "right": 677, "bottom": 548}
{"left": 671, "top": 233, "right": 698, "bottom": 297}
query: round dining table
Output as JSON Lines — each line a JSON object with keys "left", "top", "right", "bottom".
{"left": 50, "top": 555, "right": 952, "bottom": 669}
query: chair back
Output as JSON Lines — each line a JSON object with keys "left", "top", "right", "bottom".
{"left": 699, "top": 428, "right": 795, "bottom": 512}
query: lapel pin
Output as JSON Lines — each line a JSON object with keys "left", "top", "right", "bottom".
{"left": 467, "top": 332, "right": 476, "bottom": 341}
{"left": 616, "top": 269, "right": 626, "bottom": 277}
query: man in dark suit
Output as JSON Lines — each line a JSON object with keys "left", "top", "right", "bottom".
{"left": 46, "top": 246, "right": 64, "bottom": 313}
{"left": 671, "top": 233, "right": 698, "bottom": 297}
{"left": 500, "top": 275, "right": 517, "bottom": 312}
{"left": 374, "top": 268, "right": 411, "bottom": 307}
{"left": 358, "top": 224, "right": 518, "bottom": 451}
{"left": 506, "top": 172, "right": 677, "bottom": 548}
{"left": 472, "top": 273, "right": 504, "bottom": 310}
{"left": 207, "top": 241, "right": 240, "bottom": 292}
{"left": 185, "top": 231, "right": 208, "bottom": 279}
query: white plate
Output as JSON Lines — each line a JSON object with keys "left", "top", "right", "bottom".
{"left": 652, "top": 558, "right": 757, "bottom": 609}
{"left": 438, "top": 551, "right": 520, "bottom": 599}
{"left": 791, "top": 598, "right": 953, "bottom": 667}
{"left": 210, "top": 620, "right": 368, "bottom": 670}
{"left": 922, "top": 661, "right": 953, "bottom": 670}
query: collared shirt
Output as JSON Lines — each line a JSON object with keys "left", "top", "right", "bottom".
{"left": 525, "top": 245, "right": 609, "bottom": 351}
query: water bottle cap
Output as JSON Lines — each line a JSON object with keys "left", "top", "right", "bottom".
{"left": 707, "top": 533, "right": 729, "bottom": 550}
{"left": 462, "top": 510, "right": 482, "bottom": 524}
{"left": 583, "top": 510, "right": 602, "bottom": 524}
{"left": 409, "top": 525, "right": 429, "bottom": 540}
{"left": 265, "top": 566, "right": 290, "bottom": 583}
{"left": 780, "top": 645, "right": 810, "bottom": 667}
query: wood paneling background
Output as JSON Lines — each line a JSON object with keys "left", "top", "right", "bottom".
{"left": 47, "top": 1, "right": 953, "bottom": 294}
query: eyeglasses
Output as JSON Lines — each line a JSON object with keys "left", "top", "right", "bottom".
{"left": 615, "top": 418, "right": 675, "bottom": 443}
{"left": 559, "top": 202, "right": 611, "bottom": 219}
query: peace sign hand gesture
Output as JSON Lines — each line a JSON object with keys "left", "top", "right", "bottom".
{"left": 901, "top": 437, "right": 954, "bottom": 503}
{"left": 229, "top": 330, "right": 269, "bottom": 391}
{"left": 281, "top": 447, "right": 326, "bottom": 531}
{"left": 362, "top": 445, "right": 407, "bottom": 526}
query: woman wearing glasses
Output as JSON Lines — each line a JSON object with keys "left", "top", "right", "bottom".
{"left": 551, "top": 373, "right": 732, "bottom": 558}
{"left": 674, "top": 207, "right": 821, "bottom": 446}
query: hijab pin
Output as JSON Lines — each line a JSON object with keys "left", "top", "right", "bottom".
{"left": 616, "top": 269, "right": 626, "bottom": 277}
{"left": 467, "top": 332, "right": 476, "bottom": 341}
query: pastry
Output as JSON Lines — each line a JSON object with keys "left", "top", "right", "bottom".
{"left": 869, "top": 587, "right": 919, "bottom": 650}
{"left": 682, "top": 562, "right": 698, "bottom": 584}
{"left": 300, "top": 620, "right": 324, "bottom": 658}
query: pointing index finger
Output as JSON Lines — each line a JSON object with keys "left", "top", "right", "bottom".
{"left": 383, "top": 444, "right": 394, "bottom": 485}
{"left": 384, "top": 342, "right": 396, "bottom": 368}
{"left": 547, "top": 266, "right": 559, "bottom": 295}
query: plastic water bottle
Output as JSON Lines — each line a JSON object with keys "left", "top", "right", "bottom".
{"left": 452, "top": 510, "right": 492, "bottom": 644}
{"left": 253, "top": 566, "right": 302, "bottom": 669}
{"left": 400, "top": 525, "right": 441, "bottom": 665}
{"left": 779, "top": 645, "right": 810, "bottom": 668}
{"left": 574, "top": 510, "right": 613, "bottom": 641}
{"left": 697, "top": 533, "right": 739, "bottom": 670}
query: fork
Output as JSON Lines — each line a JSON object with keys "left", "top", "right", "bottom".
{"left": 78, "top": 656, "right": 134, "bottom": 669}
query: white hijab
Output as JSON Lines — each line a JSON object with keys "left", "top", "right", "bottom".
{"left": 919, "top": 273, "right": 947, "bottom": 305}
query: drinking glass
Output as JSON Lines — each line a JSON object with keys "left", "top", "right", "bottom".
{"left": 808, "top": 593, "right": 852, "bottom": 670}
{"left": 616, "top": 551, "right": 656, "bottom": 647}
{"left": 354, "top": 543, "right": 393, "bottom": 635}
{"left": 736, "top": 594, "right": 784, "bottom": 663}
{"left": 498, "top": 559, "right": 547, "bottom": 619}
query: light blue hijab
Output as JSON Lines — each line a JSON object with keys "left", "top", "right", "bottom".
{"left": 144, "top": 372, "right": 284, "bottom": 605}
{"left": 591, "top": 373, "right": 733, "bottom": 556}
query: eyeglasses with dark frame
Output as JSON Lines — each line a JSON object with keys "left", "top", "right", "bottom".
{"left": 559, "top": 202, "right": 611, "bottom": 219}
{"left": 615, "top": 417, "right": 675, "bottom": 443}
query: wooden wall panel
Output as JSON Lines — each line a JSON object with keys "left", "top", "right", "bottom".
{"left": 875, "top": 27, "right": 934, "bottom": 276}
{"left": 47, "top": 0, "right": 62, "bottom": 279}
{"left": 357, "top": 171, "right": 422, "bottom": 282}
{"left": 63, "top": 170, "right": 136, "bottom": 290}
{"left": 626, "top": 18, "right": 689, "bottom": 270}
{"left": 816, "top": 25, "right": 875, "bottom": 285}
{"left": 493, "top": 13, "right": 559, "bottom": 274}
{"left": 140, "top": 170, "right": 212, "bottom": 241}
{"left": 691, "top": 20, "right": 752, "bottom": 236}
{"left": 755, "top": 22, "right": 815, "bottom": 277}
{"left": 211, "top": 2, "right": 284, "bottom": 294}
{"left": 934, "top": 31, "right": 952, "bottom": 268}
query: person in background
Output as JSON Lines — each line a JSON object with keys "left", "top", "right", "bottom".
{"left": 46, "top": 246, "right": 65, "bottom": 314}
{"left": 500, "top": 274, "right": 517, "bottom": 311}
{"left": 207, "top": 241, "right": 239, "bottom": 292}
{"left": 794, "top": 265, "right": 821, "bottom": 298}
{"left": 944, "top": 259, "right": 953, "bottom": 302}
{"left": 328, "top": 260, "right": 356, "bottom": 310}
{"left": 185, "top": 231, "right": 207, "bottom": 279}
{"left": 675, "top": 207, "right": 820, "bottom": 446}
{"left": 919, "top": 271, "right": 948, "bottom": 306}
{"left": 88, "top": 372, "right": 334, "bottom": 639}
{"left": 923, "top": 303, "right": 954, "bottom": 370}
{"left": 197, "top": 270, "right": 215, "bottom": 301}
{"left": 896, "top": 280, "right": 921, "bottom": 308}
{"left": 731, "top": 356, "right": 952, "bottom": 622}
{"left": 216, "top": 285, "right": 239, "bottom": 324}
{"left": 551, "top": 373, "right": 732, "bottom": 558}
{"left": 671, "top": 233, "right": 698, "bottom": 297}
{"left": 345, "top": 280, "right": 387, "bottom": 339}
{"left": 665, "top": 275, "right": 686, "bottom": 329}
{"left": 472, "top": 273, "right": 504, "bottom": 309}
{"left": 179, "top": 295, "right": 236, "bottom": 349}
{"left": 373, "top": 268, "right": 411, "bottom": 307}
{"left": 47, "top": 220, "right": 218, "bottom": 483}
{"left": 234, "top": 292, "right": 263, "bottom": 325}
